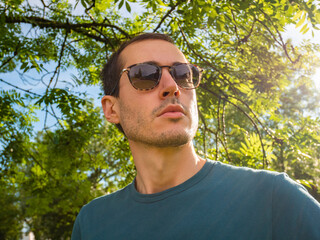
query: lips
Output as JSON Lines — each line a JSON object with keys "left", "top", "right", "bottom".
{"left": 158, "top": 105, "right": 185, "bottom": 118}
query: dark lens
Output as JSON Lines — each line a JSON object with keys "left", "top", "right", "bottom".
{"left": 128, "top": 63, "right": 160, "bottom": 90}
{"left": 171, "top": 64, "right": 200, "bottom": 89}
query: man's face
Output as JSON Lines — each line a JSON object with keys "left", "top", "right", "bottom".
{"left": 115, "top": 39, "right": 198, "bottom": 147}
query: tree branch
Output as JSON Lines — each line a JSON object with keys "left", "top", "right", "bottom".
{"left": 5, "top": 15, "right": 130, "bottom": 39}
{"left": 26, "top": 148, "right": 56, "bottom": 180}
{"left": 178, "top": 23, "right": 237, "bottom": 91}
{"left": 200, "top": 84, "right": 267, "bottom": 168}
{"left": 201, "top": 120, "right": 232, "bottom": 162}
{"left": 46, "top": 30, "right": 68, "bottom": 93}
{"left": 221, "top": 101, "right": 230, "bottom": 162}
{"left": 239, "top": 19, "right": 256, "bottom": 44}
{"left": 216, "top": 96, "right": 221, "bottom": 160}
{"left": 256, "top": 12, "right": 301, "bottom": 64}
{"left": 0, "top": 78, "right": 41, "bottom": 97}
{"left": 153, "top": 1, "right": 180, "bottom": 32}
{"left": 198, "top": 110, "right": 208, "bottom": 157}
{"left": 0, "top": 42, "right": 20, "bottom": 70}
{"left": 50, "top": 105, "right": 64, "bottom": 129}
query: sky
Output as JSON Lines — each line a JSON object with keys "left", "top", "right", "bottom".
{"left": 1, "top": 1, "right": 320, "bottom": 132}
{"left": 284, "top": 24, "right": 320, "bottom": 89}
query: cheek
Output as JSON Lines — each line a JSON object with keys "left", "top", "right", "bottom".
{"left": 118, "top": 97, "right": 148, "bottom": 122}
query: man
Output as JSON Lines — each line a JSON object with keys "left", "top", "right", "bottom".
{"left": 71, "top": 33, "right": 320, "bottom": 239}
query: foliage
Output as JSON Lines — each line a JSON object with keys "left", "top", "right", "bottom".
{"left": 0, "top": 179, "right": 22, "bottom": 240}
{"left": 1, "top": 0, "right": 320, "bottom": 238}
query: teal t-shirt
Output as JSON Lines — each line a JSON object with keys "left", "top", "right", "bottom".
{"left": 71, "top": 160, "right": 320, "bottom": 240}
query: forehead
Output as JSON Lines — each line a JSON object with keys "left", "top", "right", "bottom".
{"left": 119, "top": 39, "right": 188, "bottom": 67}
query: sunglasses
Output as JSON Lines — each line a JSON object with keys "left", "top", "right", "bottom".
{"left": 120, "top": 62, "right": 203, "bottom": 91}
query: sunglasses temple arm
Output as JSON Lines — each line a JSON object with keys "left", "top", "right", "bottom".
{"left": 108, "top": 69, "right": 130, "bottom": 95}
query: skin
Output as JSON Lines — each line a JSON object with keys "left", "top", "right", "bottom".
{"left": 102, "top": 39, "right": 206, "bottom": 194}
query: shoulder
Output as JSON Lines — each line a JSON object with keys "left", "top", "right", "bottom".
{"left": 208, "top": 159, "right": 319, "bottom": 203}
{"left": 208, "top": 160, "right": 280, "bottom": 184}
{"left": 71, "top": 184, "right": 134, "bottom": 239}
{"left": 209, "top": 159, "right": 277, "bottom": 176}
{"left": 205, "top": 160, "right": 317, "bottom": 200}
{"left": 77, "top": 183, "right": 132, "bottom": 221}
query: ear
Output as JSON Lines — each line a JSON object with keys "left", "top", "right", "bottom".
{"left": 101, "top": 95, "right": 120, "bottom": 124}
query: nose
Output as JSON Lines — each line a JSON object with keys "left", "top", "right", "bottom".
{"left": 159, "top": 67, "right": 181, "bottom": 99}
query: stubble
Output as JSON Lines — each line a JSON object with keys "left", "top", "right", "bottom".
{"left": 119, "top": 98, "right": 198, "bottom": 148}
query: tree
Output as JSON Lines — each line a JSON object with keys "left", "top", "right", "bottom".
{"left": 1, "top": 0, "right": 320, "bottom": 238}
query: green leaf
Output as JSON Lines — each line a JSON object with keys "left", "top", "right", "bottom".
{"left": 301, "top": 26, "right": 309, "bottom": 35}
{"left": 299, "top": 23, "right": 308, "bottom": 33}
{"left": 315, "top": 11, "right": 320, "bottom": 22}
{"left": 80, "top": 0, "right": 87, "bottom": 8}
{"left": 296, "top": 179, "right": 313, "bottom": 189}
{"left": 20, "top": 62, "right": 28, "bottom": 70}
{"left": 295, "top": 12, "right": 306, "bottom": 28}
{"left": 209, "top": 8, "right": 218, "bottom": 19}
{"left": 118, "top": 0, "right": 124, "bottom": 9}
{"left": 292, "top": 10, "right": 303, "bottom": 22}
{"left": 125, "top": 1, "right": 131, "bottom": 12}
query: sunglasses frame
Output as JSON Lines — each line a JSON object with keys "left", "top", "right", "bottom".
{"left": 120, "top": 62, "right": 203, "bottom": 91}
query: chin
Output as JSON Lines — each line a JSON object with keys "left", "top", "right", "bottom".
{"left": 125, "top": 124, "right": 198, "bottom": 148}
{"left": 151, "top": 130, "right": 194, "bottom": 148}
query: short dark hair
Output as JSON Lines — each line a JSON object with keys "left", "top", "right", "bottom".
{"left": 100, "top": 33, "right": 175, "bottom": 133}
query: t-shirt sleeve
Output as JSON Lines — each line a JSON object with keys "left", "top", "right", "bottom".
{"left": 71, "top": 211, "right": 82, "bottom": 240}
{"left": 272, "top": 173, "right": 320, "bottom": 240}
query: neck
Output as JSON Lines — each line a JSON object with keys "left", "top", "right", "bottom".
{"left": 129, "top": 140, "right": 206, "bottom": 194}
